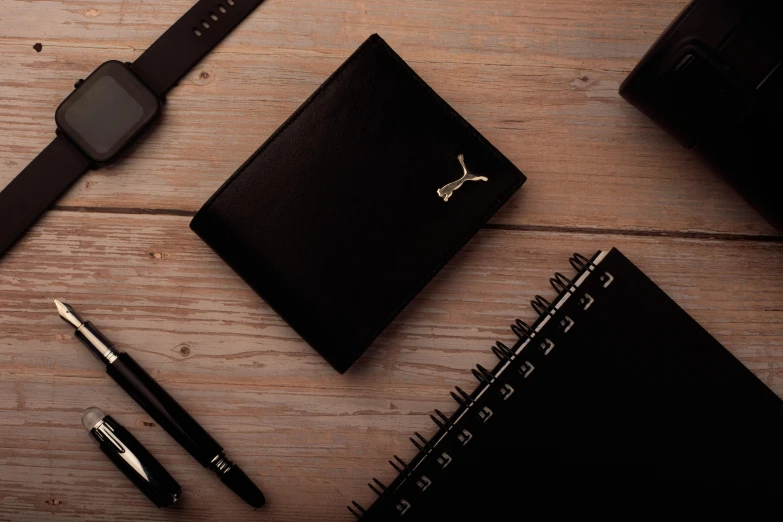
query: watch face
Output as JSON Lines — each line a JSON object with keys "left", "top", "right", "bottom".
{"left": 55, "top": 61, "right": 160, "bottom": 163}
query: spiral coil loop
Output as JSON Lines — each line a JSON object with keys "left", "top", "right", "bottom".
{"left": 496, "top": 341, "right": 514, "bottom": 358}
{"left": 531, "top": 295, "right": 556, "bottom": 317}
{"left": 451, "top": 386, "right": 473, "bottom": 407}
{"left": 492, "top": 344, "right": 511, "bottom": 362}
{"left": 369, "top": 478, "right": 388, "bottom": 496}
{"left": 389, "top": 455, "right": 411, "bottom": 476}
{"left": 430, "top": 409, "right": 453, "bottom": 431}
{"left": 348, "top": 501, "right": 366, "bottom": 518}
{"left": 472, "top": 368, "right": 491, "bottom": 386}
{"left": 550, "top": 272, "right": 576, "bottom": 295}
{"left": 570, "top": 252, "right": 596, "bottom": 272}
{"left": 511, "top": 319, "right": 535, "bottom": 341}
{"left": 476, "top": 365, "right": 494, "bottom": 382}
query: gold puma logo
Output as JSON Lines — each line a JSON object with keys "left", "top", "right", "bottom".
{"left": 437, "top": 154, "right": 488, "bottom": 202}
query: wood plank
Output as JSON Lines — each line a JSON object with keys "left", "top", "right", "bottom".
{"left": 2, "top": 0, "right": 688, "bottom": 67}
{"left": 0, "top": 0, "right": 776, "bottom": 235}
{"left": 0, "top": 211, "right": 781, "bottom": 520}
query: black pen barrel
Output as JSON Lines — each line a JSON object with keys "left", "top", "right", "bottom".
{"left": 62, "top": 308, "right": 265, "bottom": 508}
{"left": 106, "top": 352, "right": 223, "bottom": 467}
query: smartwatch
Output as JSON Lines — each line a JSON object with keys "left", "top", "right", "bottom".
{"left": 0, "top": 0, "right": 267, "bottom": 257}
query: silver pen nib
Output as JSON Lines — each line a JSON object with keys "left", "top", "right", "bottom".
{"left": 53, "top": 299, "right": 84, "bottom": 328}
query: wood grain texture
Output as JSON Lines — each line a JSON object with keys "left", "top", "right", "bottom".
{"left": 1, "top": 212, "right": 782, "bottom": 521}
{"left": 0, "top": 0, "right": 782, "bottom": 521}
{"left": 0, "top": 0, "right": 777, "bottom": 234}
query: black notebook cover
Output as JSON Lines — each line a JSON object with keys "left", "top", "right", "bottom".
{"left": 351, "top": 249, "right": 783, "bottom": 519}
{"left": 190, "top": 35, "right": 525, "bottom": 373}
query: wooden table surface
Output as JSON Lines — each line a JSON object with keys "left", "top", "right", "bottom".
{"left": 1, "top": 0, "right": 782, "bottom": 520}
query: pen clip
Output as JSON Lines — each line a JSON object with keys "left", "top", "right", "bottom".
{"left": 82, "top": 408, "right": 181, "bottom": 508}
{"left": 92, "top": 419, "right": 151, "bottom": 482}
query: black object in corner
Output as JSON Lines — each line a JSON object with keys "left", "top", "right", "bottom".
{"left": 350, "top": 248, "right": 783, "bottom": 520}
{"left": 620, "top": 0, "right": 783, "bottom": 231}
{"left": 191, "top": 35, "right": 525, "bottom": 373}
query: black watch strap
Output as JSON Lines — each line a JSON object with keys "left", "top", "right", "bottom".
{"left": 1, "top": 0, "right": 266, "bottom": 260}
{"left": 0, "top": 134, "right": 91, "bottom": 256}
{"left": 132, "top": 0, "right": 267, "bottom": 97}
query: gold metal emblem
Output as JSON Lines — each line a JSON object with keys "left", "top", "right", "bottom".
{"left": 437, "top": 154, "right": 488, "bottom": 202}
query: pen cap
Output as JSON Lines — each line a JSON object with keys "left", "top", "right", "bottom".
{"left": 82, "top": 407, "right": 182, "bottom": 508}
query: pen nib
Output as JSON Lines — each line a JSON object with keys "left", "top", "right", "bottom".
{"left": 53, "top": 299, "right": 84, "bottom": 328}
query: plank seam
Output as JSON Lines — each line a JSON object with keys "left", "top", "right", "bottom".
{"left": 50, "top": 206, "right": 783, "bottom": 242}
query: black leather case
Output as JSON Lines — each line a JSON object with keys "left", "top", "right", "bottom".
{"left": 619, "top": 0, "right": 783, "bottom": 230}
{"left": 191, "top": 35, "right": 525, "bottom": 373}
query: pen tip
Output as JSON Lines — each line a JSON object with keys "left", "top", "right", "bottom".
{"left": 53, "top": 299, "right": 84, "bottom": 328}
{"left": 52, "top": 298, "right": 66, "bottom": 313}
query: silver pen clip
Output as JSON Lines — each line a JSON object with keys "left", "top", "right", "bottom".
{"left": 82, "top": 408, "right": 181, "bottom": 508}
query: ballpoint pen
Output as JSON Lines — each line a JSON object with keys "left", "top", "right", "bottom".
{"left": 54, "top": 299, "right": 265, "bottom": 509}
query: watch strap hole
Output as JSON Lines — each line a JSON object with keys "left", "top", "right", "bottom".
{"left": 227, "top": 0, "right": 235, "bottom": 5}
{"left": 201, "top": 20, "right": 210, "bottom": 29}
{"left": 193, "top": 27, "right": 202, "bottom": 37}
{"left": 209, "top": 12, "right": 218, "bottom": 21}
{"left": 218, "top": 4, "right": 227, "bottom": 13}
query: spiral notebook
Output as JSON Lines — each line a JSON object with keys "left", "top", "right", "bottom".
{"left": 349, "top": 248, "right": 783, "bottom": 519}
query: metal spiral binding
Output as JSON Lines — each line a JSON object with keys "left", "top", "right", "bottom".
{"left": 472, "top": 364, "right": 495, "bottom": 385}
{"left": 410, "top": 432, "right": 433, "bottom": 454}
{"left": 368, "top": 478, "right": 388, "bottom": 497}
{"left": 498, "top": 341, "right": 515, "bottom": 357}
{"left": 477, "top": 365, "right": 494, "bottom": 382}
{"left": 450, "top": 386, "right": 474, "bottom": 407}
{"left": 570, "top": 252, "right": 597, "bottom": 272}
{"left": 531, "top": 295, "right": 556, "bottom": 317}
{"left": 550, "top": 272, "right": 576, "bottom": 295}
{"left": 492, "top": 342, "right": 512, "bottom": 362}
{"left": 430, "top": 409, "right": 453, "bottom": 431}
{"left": 472, "top": 369, "right": 490, "bottom": 386}
{"left": 511, "top": 319, "right": 535, "bottom": 341}
{"left": 390, "top": 455, "right": 412, "bottom": 476}
{"left": 348, "top": 501, "right": 366, "bottom": 518}
{"left": 349, "top": 251, "right": 603, "bottom": 520}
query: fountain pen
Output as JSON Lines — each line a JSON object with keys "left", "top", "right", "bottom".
{"left": 53, "top": 299, "right": 265, "bottom": 509}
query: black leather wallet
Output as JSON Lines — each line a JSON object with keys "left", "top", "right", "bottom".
{"left": 191, "top": 35, "right": 525, "bottom": 373}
